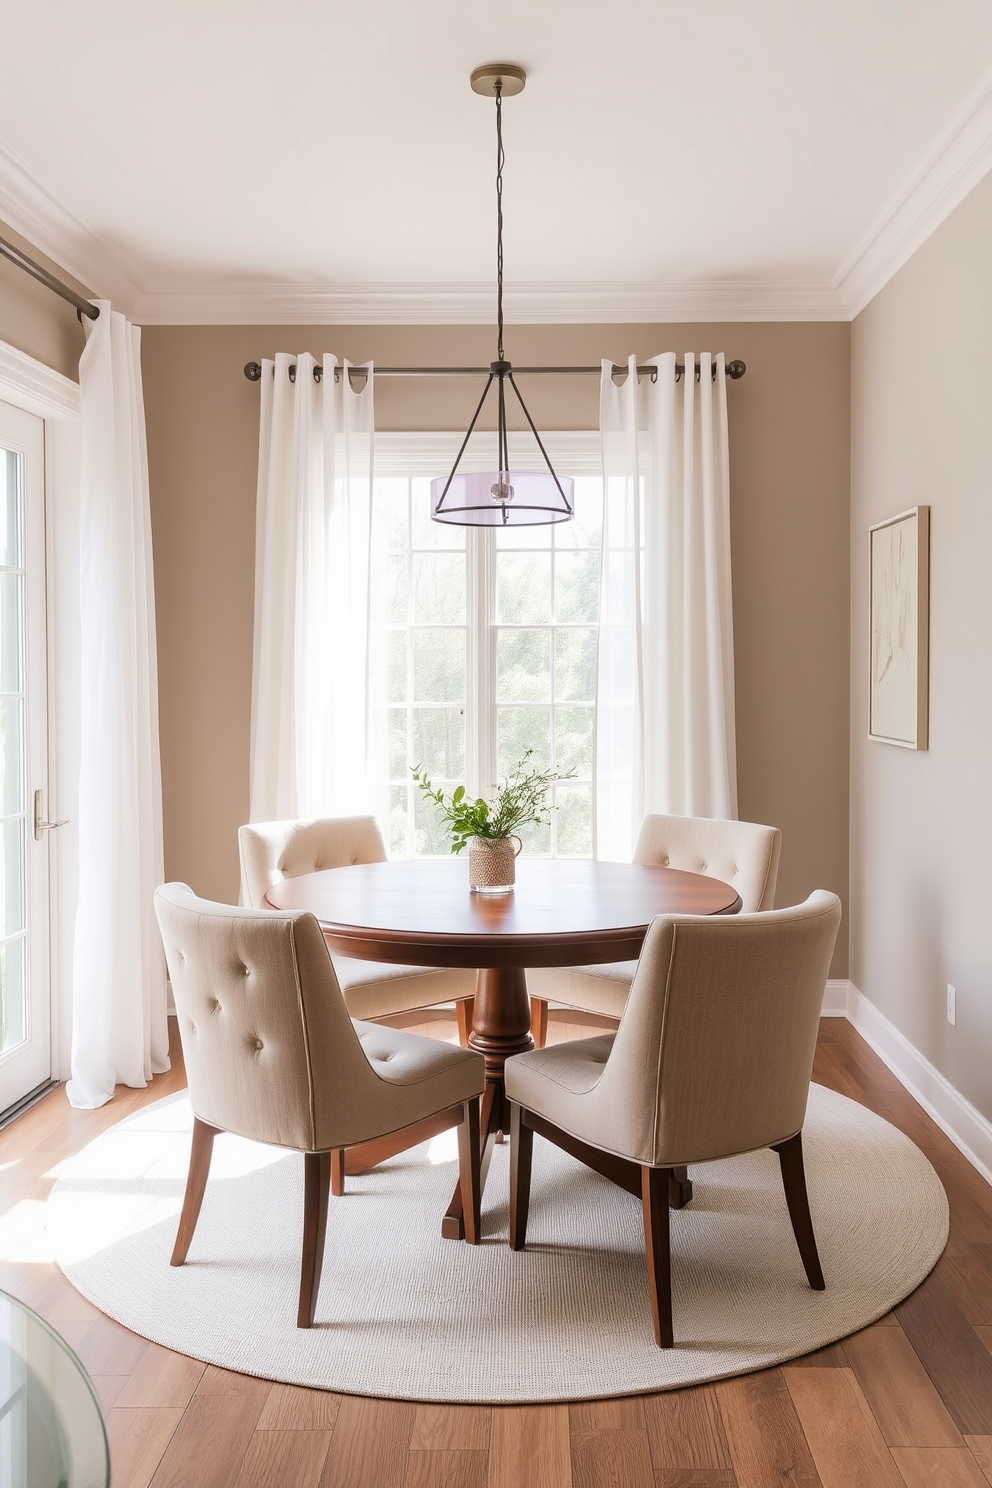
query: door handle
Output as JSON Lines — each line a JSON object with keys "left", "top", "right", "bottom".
{"left": 34, "top": 790, "right": 68, "bottom": 841}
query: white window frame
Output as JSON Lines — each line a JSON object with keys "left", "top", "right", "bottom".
{"left": 373, "top": 430, "right": 602, "bottom": 853}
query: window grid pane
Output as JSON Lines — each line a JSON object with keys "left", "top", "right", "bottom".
{"left": 371, "top": 477, "right": 467, "bottom": 857}
{"left": 370, "top": 467, "right": 602, "bottom": 859}
{"left": 493, "top": 486, "right": 602, "bottom": 857}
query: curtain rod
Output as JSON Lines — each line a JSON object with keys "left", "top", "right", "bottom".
{"left": 0, "top": 233, "right": 99, "bottom": 321}
{"left": 243, "top": 359, "right": 747, "bottom": 385}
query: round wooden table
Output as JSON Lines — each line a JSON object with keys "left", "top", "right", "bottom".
{"left": 267, "top": 857, "right": 741, "bottom": 1235}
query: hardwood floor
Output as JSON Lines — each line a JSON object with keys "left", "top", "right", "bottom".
{"left": 2, "top": 1013, "right": 992, "bottom": 1487}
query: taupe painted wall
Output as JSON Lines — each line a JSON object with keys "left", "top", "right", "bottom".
{"left": 0, "top": 218, "right": 87, "bottom": 378}
{"left": 851, "top": 171, "right": 992, "bottom": 1119}
{"left": 143, "top": 320, "right": 851, "bottom": 972}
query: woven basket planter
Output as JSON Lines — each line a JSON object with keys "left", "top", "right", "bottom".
{"left": 467, "top": 835, "right": 522, "bottom": 893}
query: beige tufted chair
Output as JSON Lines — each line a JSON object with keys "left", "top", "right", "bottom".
{"left": 154, "top": 884, "right": 485, "bottom": 1327}
{"left": 526, "top": 813, "right": 782, "bottom": 1042}
{"left": 239, "top": 818, "right": 478, "bottom": 1043}
{"left": 506, "top": 890, "right": 841, "bottom": 1347}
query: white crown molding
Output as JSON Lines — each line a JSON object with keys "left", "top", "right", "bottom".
{"left": 131, "top": 279, "right": 849, "bottom": 327}
{"left": 836, "top": 63, "right": 992, "bottom": 318}
{"left": 3, "top": 58, "right": 992, "bottom": 329}
{"left": 0, "top": 338, "right": 79, "bottom": 419}
{"left": 0, "top": 138, "right": 144, "bottom": 316}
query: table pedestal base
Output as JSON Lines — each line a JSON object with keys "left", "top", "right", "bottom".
{"left": 442, "top": 965, "right": 534, "bottom": 1239}
{"left": 341, "top": 964, "right": 694, "bottom": 1237}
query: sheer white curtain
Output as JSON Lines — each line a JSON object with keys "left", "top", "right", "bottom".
{"left": 67, "top": 302, "right": 169, "bottom": 1108}
{"left": 250, "top": 353, "right": 374, "bottom": 822}
{"left": 596, "top": 352, "right": 737, "bottom": 861}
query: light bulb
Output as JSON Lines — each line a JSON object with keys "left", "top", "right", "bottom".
{"left": 490, "top": 477, "right": 515, "bottom": 504}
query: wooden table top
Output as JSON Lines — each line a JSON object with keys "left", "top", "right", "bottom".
{"left": 265, "top": 858, "right": 741, "bottom": 969}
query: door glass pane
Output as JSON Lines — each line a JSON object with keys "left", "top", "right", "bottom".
{"left": 0, "top": 574, "right": 22, "bottom": 694}
{"left": 0, "top": 442, "right": 28, "bottom": 1058}
{"left": 0, "top": 450, "right": 19, "bottom": 568}
{"left": 0, "top": 700, "right": 23, "bottom": 816}
{"left": 0, "top": 819, "right": 25, "bottom": 941}
{"left": 0, "top": 936, "right": 26, "bottom": 1053}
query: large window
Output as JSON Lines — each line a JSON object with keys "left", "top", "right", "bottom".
{"left": 369, "top": 435, "right": 602, "bottom": 859}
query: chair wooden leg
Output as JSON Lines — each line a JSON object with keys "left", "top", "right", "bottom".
{"left": 330, "top": 1148, "right": 345, "bottom": 1197}
{"left": 530, "top": 997, "right": 549, "bottom": 1049}
{"left": 509, "top": 1102, "right": 534, "bottom": 1250}
{"left": 457, "top": 1098, "right": 482, "bottom": 1244}
{"left": 773, "top": 1131, "right": 825, "bottom": 1291}
{"left": 669, "top": 1164, "right": 694, "bottom": 1208}
{"left": 298, "top": 1151, "right": 331, "bottom": 1328}
{"left": 170, "top": 1118, "right": 219, "bottom": 1266}
{"left": 456, "top": 998, "right": 474, "bottom": 1048}
{"left": 641, "top": 1165, "right": 674, "bottom": 1348}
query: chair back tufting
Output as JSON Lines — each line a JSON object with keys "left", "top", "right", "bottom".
{"left": 633, "top": 813, "right": 782, "bottom": 913}
{"left": 238, "top": 816, "right": 387, "bottom": 909}
{"left": 154, "top": 883, "right": 385, "bottom": 1152}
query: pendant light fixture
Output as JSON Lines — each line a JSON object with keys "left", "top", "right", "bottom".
{"left": 432, "top": 65, "right": 574, "bottom": 528}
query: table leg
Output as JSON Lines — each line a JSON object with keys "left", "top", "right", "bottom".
{"left": 442, "top": 965, "right": 534, "bottom": 1238}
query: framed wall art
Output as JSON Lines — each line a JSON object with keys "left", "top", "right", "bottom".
{"left": 869, "top": 505, "right": 930, "bottom": 749}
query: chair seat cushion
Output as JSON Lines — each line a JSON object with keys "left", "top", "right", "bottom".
{"left": 334, "top": 957, "right": 476, "bottom": 1020}
{"left": 504, "top": 1030, "right": 666, "bottom": 1166}
{"left": 525, "top": 962, "right": 636, "bottom": 1019}
{"left": 505, "top": 1033, "right": 621, "bottom": 1148}
{"left": 334, "top": 1021, "right": 484, "bottom": 1145}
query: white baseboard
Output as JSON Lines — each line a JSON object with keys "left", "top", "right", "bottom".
{"left": 828, "top": 978, "right": 992, "bottom": 1188}
{"left": 821, "top": 979, "right": 851, "bottom": 1017}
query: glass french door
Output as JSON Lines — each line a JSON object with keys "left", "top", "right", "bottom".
{"left": 0, "top": 402, "right": 51, "bottom": 1115}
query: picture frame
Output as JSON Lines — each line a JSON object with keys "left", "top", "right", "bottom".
{"left": 869, "top": 505, "right": 930, "bottom": 749}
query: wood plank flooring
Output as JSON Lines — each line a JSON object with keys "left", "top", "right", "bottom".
{"left": 2, "top": 1013, "right": 992, "bottom": 1487}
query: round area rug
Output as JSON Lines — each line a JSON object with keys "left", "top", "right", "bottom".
{"left": 49, "top": 1084, "right": 947, "bottom": 1403}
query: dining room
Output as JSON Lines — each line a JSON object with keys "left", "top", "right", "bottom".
{"left": 2, "top": 5, "right": 992, "bottom": 1485}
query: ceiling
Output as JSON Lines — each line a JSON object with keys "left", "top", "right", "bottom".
{"left": 2, "top": 0, "right": 992, "bottom": 323}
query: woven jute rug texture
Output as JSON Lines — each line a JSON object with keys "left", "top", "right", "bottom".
{"left": 50, "top": 1083, "right": 947, "bottom": 1402}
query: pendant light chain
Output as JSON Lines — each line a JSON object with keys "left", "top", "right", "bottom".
{"left": 430, "top": 64, "right": 574, "bottom": 526}
{"left": 495, "top": 78, "right": 505, "bottom": 364}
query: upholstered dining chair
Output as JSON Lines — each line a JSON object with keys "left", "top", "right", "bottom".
{"left": 154, "top": 883, "right": 485, "bottom": 1327}
{"left": 239, "top": 817, "right": 478, "bottom": 1045}
{"left": 525, "top": 812, "right": 783, "bottom": 1044}
{"left": 505, "top": 890, "right": 842, "bottom": 1347}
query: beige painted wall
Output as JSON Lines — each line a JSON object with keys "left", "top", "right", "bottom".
{"left": 851, "top": 171, "right": 992, "bottom": 1119}
{"left": 0, "top": 218, "right": 87, "bottom": 378}
{"left": 143, "top": 320, "right": 851, "bottom": 972}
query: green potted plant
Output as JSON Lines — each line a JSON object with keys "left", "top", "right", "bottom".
{"left": 411, "top": 751, "right": 575, "bottom": 893}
